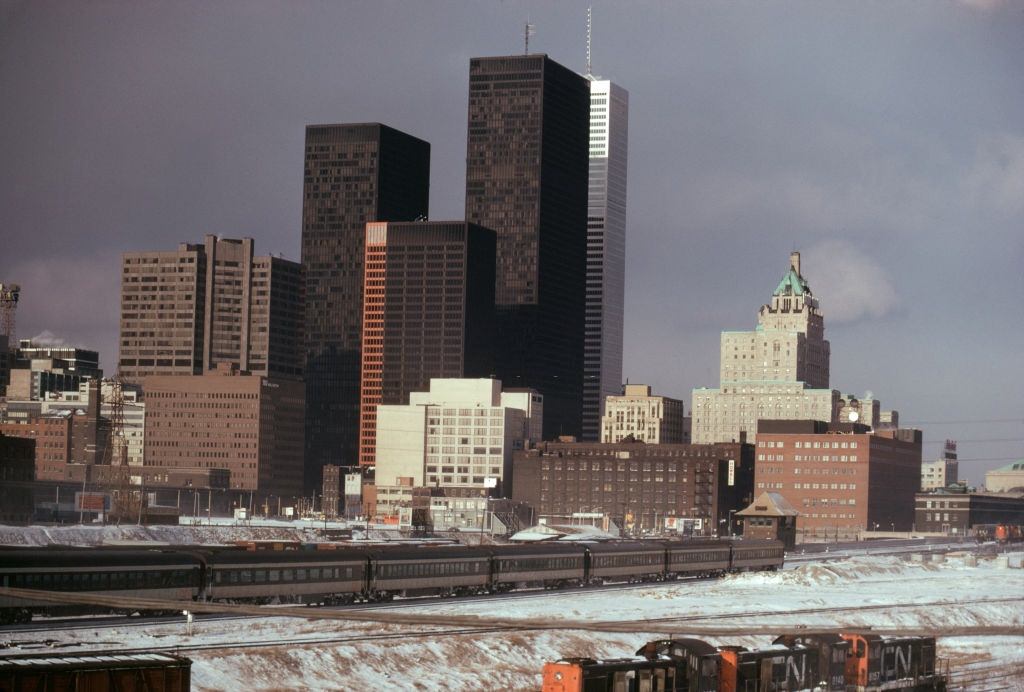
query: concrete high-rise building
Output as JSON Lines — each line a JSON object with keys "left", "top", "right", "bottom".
{"left": 601, "top": 384, "right": 686, "bottom": 444}
{"left": 692, "top": 252, "right": 839, "bottom": 444}
{"left": 358, "top": 221, "right": 495, "bottom": 467}
{"left": 582, "top": 77, "right": 628, "bottom": 441}
{"left": 143, "top": 364, "right": 304, "bottom": 498}
{"left": 119, "top": 236, "right": 303, "bottom": 382}
{"left": 465, "top": 55, "right": 590, "bottom": 440}
{"left": 373, "top": 379, "right": 542, "bottom": 517}
{"left": 301, "top": 123, "right": 430, "bottom": 487}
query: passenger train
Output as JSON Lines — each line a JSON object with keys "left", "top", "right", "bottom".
{"left": 0, "top": 538, "right": 784, "bottom": 624}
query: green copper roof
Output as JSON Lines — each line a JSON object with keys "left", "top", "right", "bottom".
{"left": 774, "top": 268, "right": 810, "bottom": 297}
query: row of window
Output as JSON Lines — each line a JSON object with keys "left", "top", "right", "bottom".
{"left": 212, "top": 566, "right": 358, "bottom": 585}
{"left": 377, "top": 561, "right": 485, "bottom": 578}
{"left": 3, "top": 569, "right": 195, "bottom": 591}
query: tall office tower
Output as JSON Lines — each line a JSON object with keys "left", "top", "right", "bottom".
{"left": 358, "top": 221, "right": 496, "bottom": 467}
{"left": 119, "top": 236, "right": 303, "bottom": 383}
{"left": 692, "top": 252, "right": 838, "bottom": 444}
{"left": 301, "top": 124, "right": 430, "bottom": 486}
{"left": 465, "top": 55, "right": 590, "bottom": 440}
{"left": 582, "top": 77, "right": 629, "bottom": 440}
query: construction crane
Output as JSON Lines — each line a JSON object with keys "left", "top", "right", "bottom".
{"left": 0, "top": 283, "right": 20, "bottom": 340}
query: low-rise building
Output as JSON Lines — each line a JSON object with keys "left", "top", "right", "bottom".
{"left": 511, "top": 441, "right": 754, "bottom": 536}
{"left": 736, "top": 491, "right": 799, "bottom": 549}
{"left": 143, "top": 364, "right": 304, "bottom": 499}
{"left": 985, "top": 461, "right": 1024, "bottom": 493}
{"left": 915, "top": 489, "right": 1024, "bottom": 535}
{"left": 601, "top": 384, "right": 686, "bottom": 444}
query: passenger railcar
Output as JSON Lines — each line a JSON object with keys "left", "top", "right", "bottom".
{"left": 664, "top": 540, "right": 731, "bottom": 578}
{"left": 489, "top": 543, "right": 587, "bottom": 590}
{"left": 369, "top": 546, "right": 491, "bottom": 598}
{"left": 0, "top": 549, "right": 202, "bottom": 624}
{"left": 204, "top": 549, "right": 369, "bottom": 604}
{"left": 730, "top": 538, "right": 785, "bottom": 572}
{"left": 586, "top": 541, "right": 667, "bottom": 584}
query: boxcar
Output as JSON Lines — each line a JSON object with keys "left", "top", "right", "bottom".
{"left": 369, "top": 546, "right": 491, "bottom": 598}
{"left": 664, "top": 539, "right": 731, "bottom": 578}
{"left": 488, "top": 544, "right": 587, "bottom": 590}
{"left": 729, "top": 539, "right": 784, "bottom": 572}
{"left": 0, "top": 651, "right": 191, "bottom": 692}
{"left": 203, "top": 549, "right": 369, "bottom": 604}
{"left": 0, "top": 549, "right": 201, "bottom": 623}
{"left": 585, "top": 541, "right": 667, "bottom": 584}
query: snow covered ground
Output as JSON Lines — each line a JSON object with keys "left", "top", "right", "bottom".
{"left": 4, "top": 551, "right": 1021, "bottom": 690}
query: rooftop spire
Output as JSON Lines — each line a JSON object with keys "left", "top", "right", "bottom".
{"left": 790, "top": 250, "right": 801, "bottom": 276}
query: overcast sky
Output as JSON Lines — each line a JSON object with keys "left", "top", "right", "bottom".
{"left": 2, "top": 1, "right": 1021, "bottom": 484}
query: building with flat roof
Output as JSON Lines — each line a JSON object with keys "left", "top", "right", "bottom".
{"left": 373, "top": 378, "right": 541, "bottom": 518}
{"left": 582, "top": 77, "right": 629, "bottom": 441}
{"left": 465, "top": 54, "right": 590, "bottom": 441}
{"left": 358, "top": 221, "right": 495, "bottom": 467}
{"left": 143, "top": 365, "right": 304, "bottom": 498}
{"left": 301, "top": 123, "right": 431, "bottom": 489}
{"left": 985, "top": 460, "right": 1024, "bottom": 493}
{"left": 511, "top": 440, "right": 754, "bottom": 536}
{"left": 755, "top": 420, "right": 922, "bottom": 541}
{"left": 915, "top": 489, "right": 1024, "bottom": 535}
{"left": 119, "top": 235, "right": 303, "bottom": 382}
{"left": 921, "top": 440, "right": 959, "bottom": 491}
{"left": 601, "top": 384, "right": 686, "bottom": 444}
{"left": 692, "top": 252, "right": 838, "bottom": 444}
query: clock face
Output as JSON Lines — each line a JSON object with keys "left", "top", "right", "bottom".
{"left": 848, "top": 411, "right": 859, "bottom": 422}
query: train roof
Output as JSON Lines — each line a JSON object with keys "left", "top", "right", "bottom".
{"left": 204, "top": 549, "right": 370, "bottom": 566}
{"left": 638, "top": 638, "right": 719, "bottom": 658}
{"left": 363, "top": 545, "right": 493, "bottom": 561}
{"left": 585, "top": 540, "right": 668, "bottom": 553}
{"left": 0, "top": 651, "right": 190, "bottom": 671}
{"left": 486, "top": 543, "right": 588, "bottom": 556}
{"left": 0, "top": 548, "right": 200, "bottom": 569}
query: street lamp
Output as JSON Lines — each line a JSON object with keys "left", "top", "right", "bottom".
{"left": 728, "top": 510, "right": 737, "bottom": 537}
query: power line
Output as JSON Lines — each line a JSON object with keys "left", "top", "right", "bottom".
{"left": 900, "top": 419, "right": 1022, "bottom": 425}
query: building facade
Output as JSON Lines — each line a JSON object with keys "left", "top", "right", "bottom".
{"left": 984, "top": 461, "right": 1024, "bottom": 493}
{"left": 921, "top": 440, "right": 959, "bottom": 491}
{"left": 511, "top": 441, "right": 754, "bottom": 536}
{"left": 358, "top": 221, "right": 495, "bottom": 467}
{"left": 465, "top": 54, "right": 590, "bottom": 440}
{"left": 582, "top": 78, "right": 628, "bottom": 441}
{"left": 0, "top": 413, "right": 73, "bottom": 481}
{"left": 373, "top": 379, "right": 541, "bottom": 517}
{"left": 692, "top": 252, "right": 838, "bottom": 444}
{"left": 119, "top": 236, "right": 303, "bottom": 382}
{"left": 754, "top": 420, "right": 923, "bottom": 540}
{"left": 915, "top": 490, "right": 1024, "bottom": 535}
{"left": 143, "top": 365, "right": 304, "bottom": 498}
{"left": 601, "top": 384, "right": 686, "bottom": 444}
{"left": 301, "top": 123, "right": 430, "bottom": 488}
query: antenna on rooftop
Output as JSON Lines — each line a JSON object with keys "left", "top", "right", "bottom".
{"left": 585, "top": 6, "right": 593, "bottom": 76}
{"left": 524, "top": 19, "right": 536, "bottom": 55}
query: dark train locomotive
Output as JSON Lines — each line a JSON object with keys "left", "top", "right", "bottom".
{"left": 542, "top": 633, "right": 947, "bottom": 692}
{"left": 0, "top": 538, "right": 783, "bottom": 623}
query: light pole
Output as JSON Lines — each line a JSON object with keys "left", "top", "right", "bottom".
{"left": 728, "top": 510, "right": 737, "bottom": 537}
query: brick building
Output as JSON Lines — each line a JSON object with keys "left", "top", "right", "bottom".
{"left": 915, "top": 489, "right": 1024, "bottom": 535}
{"left": 0, "top": 432, "right": 35, "bottom": 523}
{"left": 755, "top": 420, "right": 922, "bottom": 540}
{"left": 143, "top": 365, "right": 304, "bottom": 499}
{"left": 511, "top": 441, "right": 754, "bottom": 536}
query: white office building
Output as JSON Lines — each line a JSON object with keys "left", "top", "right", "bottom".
{"left": 582, "top": 76, "right": 628, "bottom": 441}
{"left": 374, "top": 379, "right": 542, "bottom": 516}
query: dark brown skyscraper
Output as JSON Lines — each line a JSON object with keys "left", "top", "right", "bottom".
{"left": 301, "top": 124, "right": 430, "bottom": 487}
{"left": 465, "top": 55, "right": 590, "bottom": 439}
{"left": 358, "top": 221, "right": 496, "bottom": 467}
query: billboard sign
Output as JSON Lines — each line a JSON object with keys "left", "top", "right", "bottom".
{"left": 75, "top": 492, "right": 111, "bottom": 513}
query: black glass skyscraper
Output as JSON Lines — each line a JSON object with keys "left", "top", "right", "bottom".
{"left": 301, "top": 123, "right": 430, "bottom": 488}
{"left": 464, "top": 55, "right": 590, "bottom": 439}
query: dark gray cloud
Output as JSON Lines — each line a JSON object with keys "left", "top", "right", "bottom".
{"left": 2, "top": 1, "right": 1021, "bottom": 484}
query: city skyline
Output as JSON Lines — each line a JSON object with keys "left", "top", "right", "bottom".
{"left": 2, "top": 2, "right": 1021, "bottom": 483}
